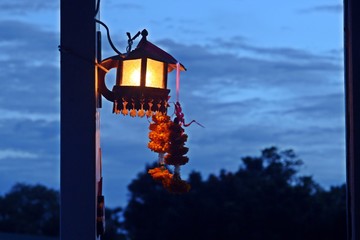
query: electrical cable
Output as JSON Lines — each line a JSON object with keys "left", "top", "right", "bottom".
{"left": 94, "top": 0, "right": 123, "bottom": 56}
{"left": 94, "top": 0, "right": 101, "bottom": 17}
{"left": 95, "top": 19, "right": 123, "bottom": 56}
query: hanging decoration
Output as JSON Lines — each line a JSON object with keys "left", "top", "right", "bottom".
{"left": 148, "top": 112, "right": 191, "bottom": 193}
{"left": 147, "top": 62, "right": 203, "bottom": 193}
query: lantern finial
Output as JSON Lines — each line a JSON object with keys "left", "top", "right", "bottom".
{"left": 141, "top": 29, "right": 148, "bottom": 38}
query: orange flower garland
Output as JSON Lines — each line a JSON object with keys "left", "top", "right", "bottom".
{"left": 147, "top": 113, "right": 171, "bottom": 155}
{"left": 148, "top": 166, "right": 173, "bottom": 188}
{"left": 147, "top": 113, "right": 191, "bottom": 193}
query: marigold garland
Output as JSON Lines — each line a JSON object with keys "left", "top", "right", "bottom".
{"left": 148, "top": 167, "right": 173, "bottom": 188}
{"left": 147, "top": 112, "right": 191, "bottom": 194}
{"left": 147, "top": 113, "right": 171, "bottom": 155}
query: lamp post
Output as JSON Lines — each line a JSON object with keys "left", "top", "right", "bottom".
{"left": 345, "top": 0, "right": 360, "bottom": 239}
{"left": 60, "top": 0, "right": 99, "bottom": 239}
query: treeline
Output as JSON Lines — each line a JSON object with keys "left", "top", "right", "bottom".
{"left": 0, "top": 184, "right": 59, "bottom": 236}
{"left": 0, "top": 147, "right": 346, "bottom": 239}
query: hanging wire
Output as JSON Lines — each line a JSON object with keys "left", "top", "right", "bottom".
{"left": 59, "top": 0, "right": 123, "bottom": 70}
{"left": 95, "top": 19, "right": 123, "bottom": 56}
{"left": 94, "top": 0, "right": 101, "bottom": 17}
{"left": 94, "top": 0, "right": 123, "bottom": 56}
{"left": 93, "top": 0, "right": 141, "bottom": 56}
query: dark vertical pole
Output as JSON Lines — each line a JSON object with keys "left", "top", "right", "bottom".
{"left": 345, "top": 0, "right": 360, "bottom": 239}
{"left": 60, "top": 0, "right": 98, "bottom": 239}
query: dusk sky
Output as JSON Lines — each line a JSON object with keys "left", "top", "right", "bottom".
{"left": 0, "top": 0, "right": 344, "bottom": 207}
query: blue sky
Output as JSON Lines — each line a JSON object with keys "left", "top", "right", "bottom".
{"left": 0, "top": 0, "right": 344, "bottom": 207}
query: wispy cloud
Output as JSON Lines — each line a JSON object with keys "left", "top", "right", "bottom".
{"left": 0, "top": 20, "right": 59, "bottom": 59}
{"left": 0, "top": 149, "right": 38, "bottom": 160}
{"left": 0, "top": 1, "right": 58, "bottom": 14}
{"left": 0, "top": 118, "right": 60, "bottom": 193}
{"left": 0, "top": 119, "right": 59, "bottom": 155}
{"left": 156, "top": 39, "right": 343, "bottom": 99}
{"left": 111, "top": 3, "right": 143, "bottom": 10}
{"left": 0, "top": 20, "right": 59, "bottom": 114}
{"left": 212, "top": 36, "right": 342, "bottom": 62}
{"left": 298, "top": 4, "right": 343, "bottom": 14}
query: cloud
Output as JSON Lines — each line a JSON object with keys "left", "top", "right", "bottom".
{"left": 154, "top": 38, "right": 343, "bottom": 104}
{"left": 0, "top": 118, "right": 60, "bottom": 194}
{"left": 276, "top": 93, "right": 345, "bottom": 122}
{"left": 110, "top": 3, "right": 143, "bottom": 10}
{"left": 0, "top": 59, "right": 60, "bottom": 114}
{"left": 0, "top": 20, "right": 59, "bottom": 114}
{"left": 0, "top": 119, "right": 59, "bottom": 155}
{"left": 0, "top": 149, "right": 38, "bottom": 160}
{"left": 0, "top": 20, "right": 59, "bottom": 60}
{"left": 0, "top": 1, "right": 58, "bottom": 14}
{"left": 211, "top": 36, "right": 342, "bottom": 62}
{"left": 0, "top": 18, "right": 60, "bottom": 195}
{"left": 298, "top": 4, "right": 343, "bottom": 14}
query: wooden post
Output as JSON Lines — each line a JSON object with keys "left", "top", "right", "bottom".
{"left": 60, "top": 0, "right": 100, "bottom": 239}
{"left": 345, "top": 0, "right": 360, "bottom": 239}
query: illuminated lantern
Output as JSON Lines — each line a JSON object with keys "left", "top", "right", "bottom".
{"left": 98, "top": 29, "right": 186, "bottom": 117}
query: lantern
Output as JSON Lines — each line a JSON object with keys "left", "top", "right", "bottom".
{"left": 98, "top": 29, "right": 186, "bottom": 117}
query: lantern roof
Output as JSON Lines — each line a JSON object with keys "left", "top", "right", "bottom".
{"left": 125, "top": 29, "right": 186, "bottom": 72}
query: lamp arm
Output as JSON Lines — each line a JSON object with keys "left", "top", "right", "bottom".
{"left": 98, "top": 57, "right": 119, "bottom": 102}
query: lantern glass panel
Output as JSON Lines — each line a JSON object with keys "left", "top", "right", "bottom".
{"left": 122, "top": 59, "right": 141, "bottom": 86}
{"left": 145, "top": 59, "right": 164, "bottom": 88}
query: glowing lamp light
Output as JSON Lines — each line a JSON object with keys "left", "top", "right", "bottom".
{"left": 98, "top": 29, "right": 185, "bottom": 117}
{"left": 121, "top": 58, "right": 165, "bottom": 88}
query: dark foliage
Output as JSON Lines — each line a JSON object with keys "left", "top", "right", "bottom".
{"left": 0, "top": 183, "right": 126, "bottom": 239}
{"left": 123, "top": 147, "right": 346, "bottom": 240}
{"left": 101, "top": 207, "right": 127, "bottom": 240}
{"left": 0, "top": 183, "right": 59, "bottom": 236}
{"left": 0, "top": 147, "right": 346, "bottom": 239}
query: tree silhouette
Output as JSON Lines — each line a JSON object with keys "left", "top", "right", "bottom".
{"left": 101, "top": 207, "right": 127, "bottom": 240}
{"left": 0, "top": 147, "right": 346, "bottom": 239}
{"left": 0, "top": 183, "right": 127, "bottom": 239}
{"left": 0, "top": 183, "right": 59, "bottom": 236}
{"left": 123, "top": 147, "right": 346, "bottom": 240}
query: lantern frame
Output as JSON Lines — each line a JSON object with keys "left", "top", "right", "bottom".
{"left": 98, "top": 30, "right": 185, "bottom": 115}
